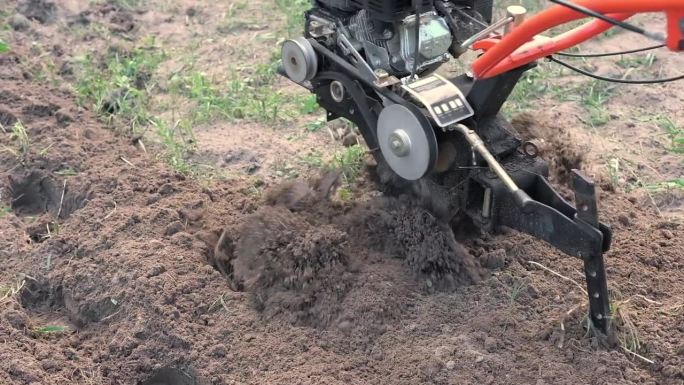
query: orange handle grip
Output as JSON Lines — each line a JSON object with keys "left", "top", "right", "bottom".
{"left": 471, "top": 0, "right": 684, "bottom": 79}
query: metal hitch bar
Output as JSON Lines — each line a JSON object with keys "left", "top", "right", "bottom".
{"left": 461, "top": 125, "right": 612, "bottom": 333}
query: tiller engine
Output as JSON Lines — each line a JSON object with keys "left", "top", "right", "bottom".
{"left": 278, "top": 0, "right": 684, "bottom": 333}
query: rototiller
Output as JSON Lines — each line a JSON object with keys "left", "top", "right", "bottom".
{"left": 278, "top": 0, "right": 684, "bottom": 333}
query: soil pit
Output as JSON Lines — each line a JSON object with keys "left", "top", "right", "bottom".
{"left": 8, "top": 169, "right": 90, "bottom": 218}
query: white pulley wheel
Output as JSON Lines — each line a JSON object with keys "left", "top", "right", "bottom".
{"left": 281, "top": 37, "right": 318, "bottom": 84}
{"left": 377, "top": 104, "right": 438, "bottom": 180}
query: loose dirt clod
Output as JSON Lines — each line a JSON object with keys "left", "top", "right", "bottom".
{"left": 16, "top": 0, "right": 58, "bottom": 24}
{"left": 142, "top": 367, "right": 200, "bottom": 385}
{"left": 229, "top": 205, "right": 354, "bottom": 327}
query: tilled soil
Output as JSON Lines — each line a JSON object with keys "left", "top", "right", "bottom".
{"left": 1, "top": 2, "right": 684, "bottom": 385}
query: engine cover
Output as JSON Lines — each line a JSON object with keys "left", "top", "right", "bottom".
{"left": 398, "top": 12, "right": 452, "bottom": 71}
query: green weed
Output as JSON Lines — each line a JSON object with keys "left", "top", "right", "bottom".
{"left": 305, "top": 117, "right": 327, "bottom": 132}
{"left": 298, "top": 94, "right": 319, "bottom": 115}
{"left": 331, "top": 145, "right": 366, "bottom": 184}
{"left": 170, "top": 70, "right": 290, "bottom": 123}
{"left": 0, "top": 205, "right": 11, "bottom": 219}
{"left": 10, "top": 120, "right": 29, "bottom": 155}
{"left": 54, "top": 168, "right": 78, "bottom": 176}
{"left": 272, "top": 161, "right": 299, "bottom": 179}
{"left": 644, "top": 178, "right": 684, "bottom": 190}
{"left": 502, "top": 64, "right": 565, "bottom": 115}
{"left": 581, "top": 80, "right": 614, "bottom": 127}
{"left": 75, "top": 43, "right": 164, "bottom": 132}
{"left": 2, "top": 120, "right": 30, "bottom": 161}
{"left": 0, "top": 277, "right": 26, "bottom": 304}
{"left": 299, "top": 151, "right": 324, "bottom": 168}
{"left": 150, "top": 118, "right": 195, "bottom": 174}
{"left": 654, "top": 116, "right": 683, "bottom": 154}
{"left": 617, "top": 53, "right": 656, "bottom": 69}
{"left": 275, "top": 0, "right": 310, "bottom": 37}
{"left": 0, "top": 38, "right": 9, "bottom": 53}
{"left": 93, "top": 0, "right": 144, "bottom": 10}
{"left": 34, "top": 325, "right": 69, "bottom": 334}
{"left": 607, "top": 157, "right": 621, "bottom": 189}
{"left": 507, "top": 279, "right": 528, "bottom": 305}
{"left": 337, "top": 186, "right": 352, "bottom": 201}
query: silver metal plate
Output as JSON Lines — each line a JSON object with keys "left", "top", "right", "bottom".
{"left": 401, "top": 74, "right": 474, "bottom": 128}
{"left": 377, "top": 103, "right": 437, "bottom": 181}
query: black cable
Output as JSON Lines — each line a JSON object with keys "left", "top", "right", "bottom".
{"left": 547, "top": 0, "right": 649, "bottom": 37}
{"left": 556, "top": 44, "right": 665, "bottom": 58}
{"left": 411, "top": 0, "right": 421, "bottom": 79}
{"left": 548, "top": 56, "right": 684, "bottom": 84}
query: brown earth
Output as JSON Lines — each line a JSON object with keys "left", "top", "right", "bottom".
{"left": 1, "top": 1, "right": 683, "bottom": 385}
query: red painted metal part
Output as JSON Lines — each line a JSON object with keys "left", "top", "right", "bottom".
{"left": 471, "top": 0, "right": 684, "bottom": 79}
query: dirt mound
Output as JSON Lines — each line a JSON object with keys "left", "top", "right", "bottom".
{"left": 511, "top": 113, "right": 585, "bottom": 184}
{"left": 344, "top": 197, "right": 486, "bottom": 291}
{"left": 212, "top": 178, "right": 486, "bottom": 328}
{"left": 229, "top": 205, "right": 354, "bottom": 327}
{"left": 16, "top": 0, "right": 58, "bottom": 24}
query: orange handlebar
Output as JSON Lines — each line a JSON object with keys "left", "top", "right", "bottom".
{"left": 471, "top": 0, "right": 684, "bottom": 79}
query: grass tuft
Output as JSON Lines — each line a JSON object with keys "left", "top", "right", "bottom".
{"left": 331, "top": 145, "right": 366, "bottom": 185}
{"left": 75, "top": 42, "right": 164, "bottom": 132}
{"left": 654, "top": 116, "right": 683, "bottom": 154}
{"left": 2, "top": 120, "right": 30, "bottom": 162}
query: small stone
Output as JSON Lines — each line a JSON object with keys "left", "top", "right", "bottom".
{"left": 55, "top": 110, "right": 74, "bottom": 126}
{"left": 338, "top": 320, "right": 352, "bottom": 334}
{"left": 165, "top": 221, "right": 183, "bottom": 236}
{"left": 9, "top": 13, "right": 31, "bottom": 30}
{"left": 370, "top": 346, "right": 384, "bottom": 361}
{"left": 146, "top": 264, "right": 166, "bottom": 278}
{"left": 484, "top": 336, "right": 498, "bottom": 352}
{"left": 342, "top": 133, "right": 358, "bottom": 147}
{"left": 244, "top": 333, "right": 255, "bottom": 342}
{"left": 58, "top": 61, "right": 74, "bottom": 76}
{"left": 434, "top": 345, "right": 453, "bottom": 361}
{"left": 617, "top": 214, "right": 630, "bottom": 227}
{"left": 244, "top": 163, "right": 259, "bottom": 175}
{"left": 146, "top": 193, "right": 161, "bottom": 205}
{"left": 158, "top": 183, "right": 176, "bottom": 196}
{"left": 676, "top": 344, "right": 684, "bottom": 356}
{"left": 661, "top": 230, "right": 673, "bottom": 239}
{"left": 179, "top": 208, "right": 203, "bottom": 222}
{"left": 4, "top": 310, "right": 29, "bottom": 330}
{"left": 483, "top": 249, "right": 507, "bottom": 269}
{"left": 475, "top": 355, "right": 484, "bottom": 363}
{"left": 445, "top": 360, "right": 455, "bottom": 370}
{"left": 526, "top": 284, "right": 540, "bottom": 299}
